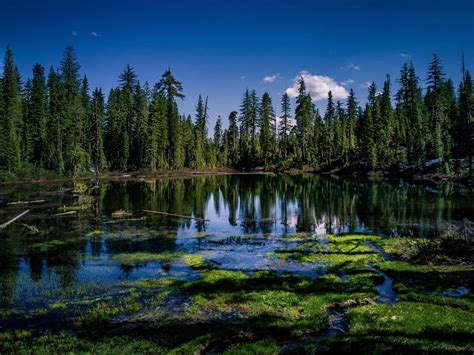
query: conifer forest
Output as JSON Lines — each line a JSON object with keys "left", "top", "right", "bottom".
{"left": 0, "top": 46, "right": 472, "bottom": 179}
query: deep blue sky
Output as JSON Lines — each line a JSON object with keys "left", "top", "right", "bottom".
{"left": 1, "top": 0, "right": 473, "bottom": 127}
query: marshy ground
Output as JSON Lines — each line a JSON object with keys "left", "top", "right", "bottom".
{"left": 0, "top": 175, "right": 473, "bottom": 353}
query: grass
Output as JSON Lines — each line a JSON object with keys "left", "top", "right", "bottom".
{"left": 1, "top": 234, "right": 473, "bottom": 353}
{"left": 304, "top": 302, "right": 474, "bottom": 353}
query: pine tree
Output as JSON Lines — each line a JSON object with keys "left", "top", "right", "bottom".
{"left": 279, "top": 92, "right": 291, "bottom": 159}
{"left": 346, "top": 89, "right": 358, "bottom": 159}
{"left": 366, "top": 83, "right": 379, "bottom": 169}
{"left": 21, "top": 78, "right": 33, "bottom": 162}
{"left": 294, "top": 77, "right": 313, "bottom": 164}
{"left": 90, "top": 88, "right": 106, "bottom": 173}
{"left": 213, "top": 116, "right": 223, "bottom": 165}
{"left": 118, "top": 65, "right": 138, "bottom": 169}
{"left": 239, "top": 89, "right": 259, "bottom": 167}
{"left": 194, "top": 94, "right": 207, "bottom": 169}
{"left": 0, "top": 47, "right": 21, "bottom": 171}
{"left": 45, "top": 67, "right": 64, "bottom": 172}
{"left": 396, "top": 62, "right": 426, "bottom": 165}
{"left": 157, "top": 69, "right": 185, "bottom": 169}
{"left": 148, "top": 90, "right": 168, "bottom": 170}
{"left": 130, "top": 81, "right": 149, "bottom": 169}
{"left": 426, "top": 54, "right": 448, "bottom": 162}
{"left": 60, "top": 45, "right": 87, "bottom": 176}
{"left": 323, "top": 91, "right": 335, "bottom": 165}
{"left": 227, "top": 111, "right": 239, "bottom": 166}
{"left": 458, "top": 67, "right": 473, "bottom": 179}
{"left": 259, "top": 92, "right": 274, "bottom": 166}
{"left": 29, "top": 64, "right": 47, "bottom": 166}
{"left": 380, "top": 76, "right": 394, "bottom": 166}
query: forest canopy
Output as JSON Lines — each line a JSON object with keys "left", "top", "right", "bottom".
{"left": 0, "top": 46, "right": 472, "bottom": 177}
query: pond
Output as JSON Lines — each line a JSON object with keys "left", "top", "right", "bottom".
{"left": 0, "top": 174, "right": 472, "bottom": 350}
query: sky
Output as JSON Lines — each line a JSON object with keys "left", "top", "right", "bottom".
{"left": 1, "top": 0, "right": 473, "bottom": 128}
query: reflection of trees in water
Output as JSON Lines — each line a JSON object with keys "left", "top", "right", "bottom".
{"left": 0, "top": 175, "right": 471, "bottom": 306}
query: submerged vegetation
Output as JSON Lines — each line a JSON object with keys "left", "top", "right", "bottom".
{"left": 0, "top": 175, "right": 472, "bottom": 353}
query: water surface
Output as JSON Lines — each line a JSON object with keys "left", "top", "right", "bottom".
{"left": 0, "top": 174, "right": 472, "bottom": 312}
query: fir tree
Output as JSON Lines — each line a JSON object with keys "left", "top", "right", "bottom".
{"left": 259, "top": 92, "right": 274, "bottom": 166}
{"left": 157, "top": 69, "right": 185, "bottom": 169}
{"left": 0, "top": 47, "right": 22, "bottom": 171}
{"left": 279, "top": 92, "right": 291, "bottom": 159}
{"left": 30, "top": 64, "right": 47, "bottom": 166}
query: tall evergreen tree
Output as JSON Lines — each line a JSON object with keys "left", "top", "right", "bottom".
{"left": 26, "top": 64, "right": 48, "bottom": 166}
{"left": 90, "top": 88, "right": 106, "bottom": 173}
{"left": 346, "top": 89, "right": 358, "bottom": 159}
{"left": 227, "top": 111, "right": 239, "bottom": 166}
{"left": 279, "top": 92, "right": 291, "bottom": 159}
{"left": 44, "top": 67, "right": 64, "bottom": 172}
{"left": 60, "top": 45, "right": 87, "bottom": 176}
{"left": 0, "top": 47, "right": 21, "bottom": 171}
{"left": 426, "top": 54, "right": 448, "bottom": 162}
{"left": 259, "top": 92, "right": 275, "bottom": 165}
{"left": 323, "top": 91, "right": 335, "bottom": 165}
{"left": 157, "top": 69, "right": 185, "bottom": 169}
{"left": 294, "top": 77, "right": 313, "bottom": 164}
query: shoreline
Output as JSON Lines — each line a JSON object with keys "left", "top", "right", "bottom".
{"left": 0, "top": 167, "right": 471, "bottom": 186}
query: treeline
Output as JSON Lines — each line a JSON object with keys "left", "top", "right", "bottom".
{"left": 0, "top": 46, "right": 472, "bottom": 177}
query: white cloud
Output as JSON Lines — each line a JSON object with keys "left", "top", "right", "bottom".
{"left": 275, "top": 116, "right": 296, "bottom": 132}
{"left": 285, "top": 71, "right": 349, "bottom": 102}
{"left": 263, "top": 73, "right": 280, "bottom": 83}
{"left": 72, "top": 31, "right": 78, "bottom": 37}
{"left": 240, "top": 75, "right": 246, "bottom": 80}
{"left": 340, "top": 79, "right": 354, "bottom": 87}
{"left": 400, "top": 53, "right": 410, "bottom": 58}
{"left": 89, "top": 31, "right": 101, "bottom": 37}
{"left": 341, "top": 63, "right": 360, "bottom": 71}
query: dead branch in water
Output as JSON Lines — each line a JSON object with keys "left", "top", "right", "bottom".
{"left": 0, "top": 210, "right": 30, "bottom": 230}
{"left": 7, "top": 199, "right": 45, "bottom": 205}
{"left": 142, "top": 209, "right": 209, "bottom": 222}
{"left": 52, "top": 211, "right": 77, "bottom": 217}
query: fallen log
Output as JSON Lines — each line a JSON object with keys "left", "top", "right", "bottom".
{"left": 142, "top": 209, "right": 209, "bottom": 222}
{"left": 52, "top": 211, "right": 77, "bottom": 217}
{"left": 0, "top": 210, "right": 30, "bottom": 230}
{"left": 112, "top": 209, "right": 132, "bottom": 218}
{"left": 7, "top": 199, "right": 45, "bottom": 205}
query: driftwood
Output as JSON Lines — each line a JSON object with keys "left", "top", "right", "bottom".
{"left": 0, "top": 210, "right": 30, "bottom": 230}
{"left": 52, "top": 211, "right": 77, "bottom": 217}
{"left": 112, "top": 209, "right": 132, "bottom": 218}
{"left": 143, "top": 209, "right": 209, "bottom": 222}
{"left": 7, "top": 199, "right": 45, "bottom": 205}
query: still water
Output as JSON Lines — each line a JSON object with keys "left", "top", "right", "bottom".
{"left": 0, "top": 174, "right": 472, "bottom": 313}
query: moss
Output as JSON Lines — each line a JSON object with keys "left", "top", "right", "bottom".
{"left": 168, "top": 335, "right": 212, "bottom": 354}
{"left": 181, "top": 254, "right": 210, "bottom": 269}
{"left": 86, "top": 230, "right": 103, "bottom": 237}
{"left": 378, "top": 260, "right": 474, "bottom": 296}
{"left": 73, "top": 298, "right": 142, "bottom": 328}
{"left": 112, "top": 252, "right": 182, "bottom": 266}
{"left": 50, "top": 302, "right": 67, "bottom": 311}
{"left": 224, "top": 338, "right": 279, "bottom": 354}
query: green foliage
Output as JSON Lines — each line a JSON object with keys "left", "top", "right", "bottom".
{"left": 0, "top": 46, "right": 472, "bottom": 177}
